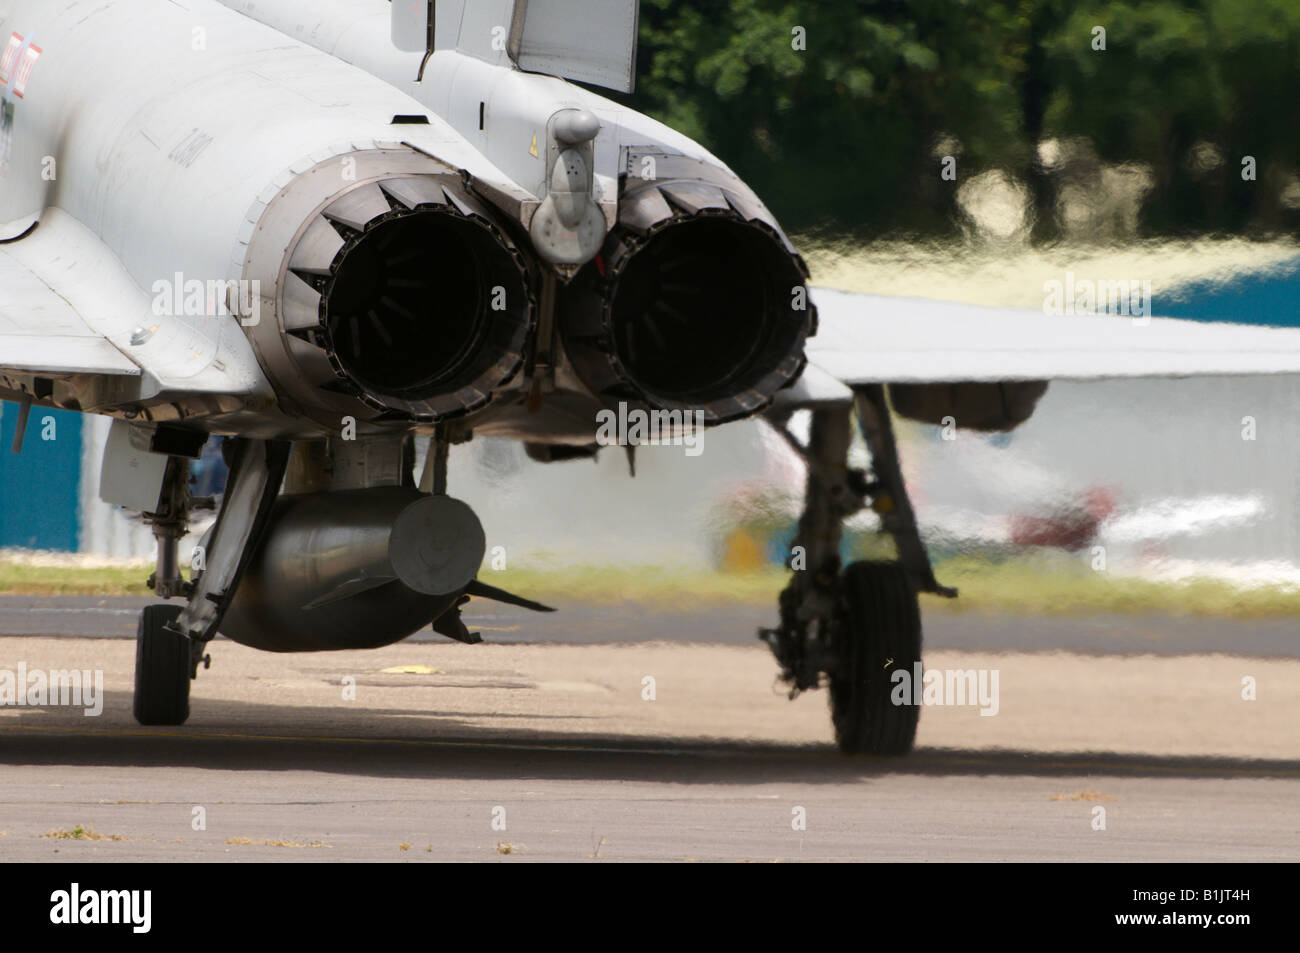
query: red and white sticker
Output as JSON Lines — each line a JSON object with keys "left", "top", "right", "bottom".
{"left": 0, "top": 33, "right": 22, "bottom": 88}
{"left": 0, "top": 32, "right": 41, "bottom": 98}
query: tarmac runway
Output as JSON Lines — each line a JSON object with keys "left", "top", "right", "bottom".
{"left": 1, "top": 599, "right": 1298, "bottom": 862}
{"left": 4, "top": 593, "right": 1300, "bottom": 656}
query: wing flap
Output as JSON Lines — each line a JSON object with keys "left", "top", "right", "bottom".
{"left": 0, "top": 249, "right": 140, "bottom": 376}
{"left": 0, "top": 210, "right": 269, "bottom": 398}
{"left": 0, "top": 335, "right": 139, "bottom": 376}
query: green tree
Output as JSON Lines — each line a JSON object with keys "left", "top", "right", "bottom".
{"left": 619, "top": 0, "right": 1300, "bottom": 239}
{"left": 627, "top": 0, "right": 1030, "bottom": 235}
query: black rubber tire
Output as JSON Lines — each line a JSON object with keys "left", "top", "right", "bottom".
{"left": 133, "top": 604, "right": 191, "bottom": 726}
{"left": 829, "top": 561, "right": 922, "bottom": 755}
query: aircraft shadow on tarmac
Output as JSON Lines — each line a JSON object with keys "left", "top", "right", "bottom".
{"left": 1, "top": 690, "right": 1297, "bottom": 785}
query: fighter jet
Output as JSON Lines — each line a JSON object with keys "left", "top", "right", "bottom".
{"left": 5, "top": 0, "right": 1300, "bottom": 755}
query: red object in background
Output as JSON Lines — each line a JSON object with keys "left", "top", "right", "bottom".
{"left": 1008, "top": 485, "right": 1118, "bottom": 551}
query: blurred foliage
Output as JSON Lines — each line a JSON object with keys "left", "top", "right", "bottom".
{"left": 616, "top": 0, "right": 1300, "bottom": 239}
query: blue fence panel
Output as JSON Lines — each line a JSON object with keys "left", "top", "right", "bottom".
{"left": 1155, "top": 256, "right": 1300, "bottom": 328}
{"left": 0, "top": 404, "right": 84, "bottom": 551}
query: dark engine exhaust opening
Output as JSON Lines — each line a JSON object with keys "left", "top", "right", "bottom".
{"left": 614, "top": 219, "right": 802, "bottom": 401}
{"left": 322, "top": 208, "right": 531, "bottom": 404}
{"left": 563, "top": 213, "right": 813, "bottom": 424}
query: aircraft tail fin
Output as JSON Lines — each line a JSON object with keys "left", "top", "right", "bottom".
{"left": 396, "top": 1, "right": 641, "bottom": 93}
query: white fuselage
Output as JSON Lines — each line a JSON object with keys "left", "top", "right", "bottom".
{"left": 215, "top": 0, "right": 727, "bottom": 206}
{"left": 0, "top": 0, "right": 538, "bottom": 430}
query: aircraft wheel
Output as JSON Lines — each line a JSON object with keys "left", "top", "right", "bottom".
{"left": 829, "top": 561, "right": 922, "bottom": 755}
{"left": 133, "top": 604, "right": 191, "bottom": 726}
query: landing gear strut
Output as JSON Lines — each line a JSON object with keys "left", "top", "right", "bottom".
{"left": 135, "top": 455, "right": 199, "bottom": 726}
{"left": 761, "top": 385, "right": 955, "bottom": 755}
{"left": 133, "top": 438, "right": 290, "bottom": 726}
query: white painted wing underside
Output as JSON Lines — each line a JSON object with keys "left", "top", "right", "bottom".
{"left": 0, "top": 237, "right": 139, "bottom": 376}
{"left": 807, "top": 287, "right": 1300, "bottom": 385}
{"left": 0, "top": 211, "right": 266, "bottom": 395}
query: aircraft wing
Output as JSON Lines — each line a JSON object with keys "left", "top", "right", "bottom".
{"left": 0, "top": 232, "right": 141, "bottom": 378}
{"left": 0, "top": 211, "right": 269, "bottom": 402}
{"left": 806, "top": 287, "right": 1300, "bottom": 386}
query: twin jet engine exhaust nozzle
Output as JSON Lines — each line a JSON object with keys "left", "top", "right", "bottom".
{"left": 251, "top": 155, "right": 814, "bottom": 430}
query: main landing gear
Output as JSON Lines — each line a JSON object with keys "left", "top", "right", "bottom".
{"left": 133, "top": 604, "right": 189, "bottom": 725}
{"left": 761, "top": 385, "right": 956, "bottom": 755}
{"left": 134, "top": 437, "right": 290, "bottom": 726}
{"left": 129, "top": 429, "right": 548, "bottom": 725}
